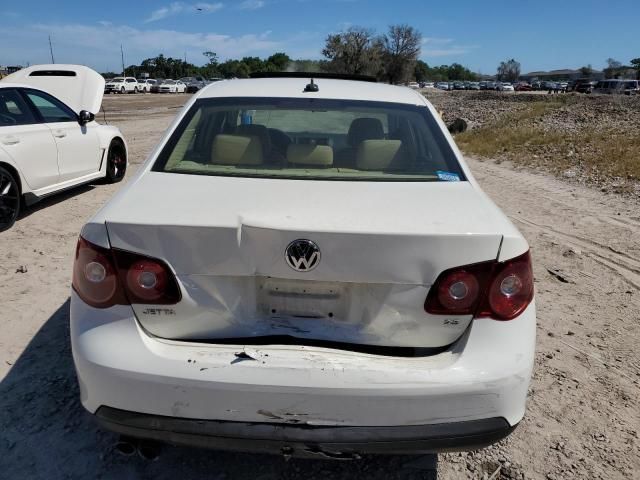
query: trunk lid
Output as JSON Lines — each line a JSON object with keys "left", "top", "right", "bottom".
{"left": 104, "top": 172, "right": 512, "bottom": 349}
{"left": 2, "top": 64, "right": 104, "bottom": 114}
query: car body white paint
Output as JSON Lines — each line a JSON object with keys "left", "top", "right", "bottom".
{"left": 104, "top": 76, "right": 138, "bottom": 94}
{"left": 137, "top": 79, "right": 156, "bottom": 93}
{"left": 158, "top": 80, "right": 186, "bottom": 93}
{"left": 71, "top": 77, "right": 535, "bottom": 452}
{"left": 0, "top": 65, "right": 127, "bottom": 201}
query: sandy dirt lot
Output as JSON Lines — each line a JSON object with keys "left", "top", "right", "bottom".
{"left": 1, "top": 93, "right": 638, "bottom": 480}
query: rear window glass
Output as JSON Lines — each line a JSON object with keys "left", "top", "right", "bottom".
{"left": 153, "top": 97, "right": 464, "bottom": 182}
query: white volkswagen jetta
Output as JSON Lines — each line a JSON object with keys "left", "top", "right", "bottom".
{"left": 0, "top": 65, "right": 127, "bottom": 231}
{"left": 71, "top": 74, "right": 535, "bottom": 458}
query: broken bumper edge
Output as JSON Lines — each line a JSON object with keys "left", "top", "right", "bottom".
{"left": 95, "top": 406, "right": 516, "bottom": 458}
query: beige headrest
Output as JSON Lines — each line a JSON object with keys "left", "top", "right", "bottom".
{"left": 287, "top": 144, "right": 333, "bottom": 166}
{"left": 356, "top": 140, "right": 403, "bottom": 170}
{"left": 211, "top": 134, "right": 263, "bottom": 165}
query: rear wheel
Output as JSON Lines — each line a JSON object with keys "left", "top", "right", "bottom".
{"left": 0, "top": 166, "right": 20, "bottom": 232}
{"left": 134, "top": 87, "right": 139, "bottom": 94}
{"left": 105, "top": 140, "right": 127, "bottom": 183}
{"left": 120, "top": 87, "right": 125, "bottom": 94}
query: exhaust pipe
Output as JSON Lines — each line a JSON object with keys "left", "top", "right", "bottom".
{"left": 114, "top": 436, "right": 137, "bottom": 457}
{"left": 137, "top": 441, "right": 160, "bottom": 461}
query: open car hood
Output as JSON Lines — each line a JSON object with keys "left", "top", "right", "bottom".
{"left": 2, "top": 64, "right": 104, "bottom": 114}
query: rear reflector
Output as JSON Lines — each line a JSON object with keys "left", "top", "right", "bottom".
{"left": 425, "top": 251, "right": 533, "bottom": 321}
{"left": 72, "top": 236, "right": 181, "bottom": 308}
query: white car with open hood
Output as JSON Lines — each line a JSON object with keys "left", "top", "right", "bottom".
{"left": 0, "top": 64, "right": 127, "bottom": 232}
{"left": 71, "top": 74, "right": 535, "bottom": 458}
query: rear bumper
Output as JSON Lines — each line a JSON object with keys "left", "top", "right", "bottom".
{"left": 71, "top": 291, "right": 535, "bottom": 452}
{"left": 96, "top": 406, "right": 516, "bottom": 457}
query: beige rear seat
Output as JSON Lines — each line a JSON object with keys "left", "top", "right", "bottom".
{"left": 210, "top": 134, "right": 263, "bottom": 165}
{"left": 287, "top": 144, "right": 333, "bottom": 167}
{"left": 356, "top": 140, "right": 403, "bottom": 170}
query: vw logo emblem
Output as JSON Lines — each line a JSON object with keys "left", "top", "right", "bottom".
{"left": 285, "top": 239, "right": 321, "bottom": 272}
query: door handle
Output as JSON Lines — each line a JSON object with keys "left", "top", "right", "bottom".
{"left": 53, "top": 130, "right": 67, "bottom": 138}
{"left": 1, "top": 136, "right": 20, "bottom": 145}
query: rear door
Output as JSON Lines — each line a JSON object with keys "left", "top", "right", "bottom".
{"left": 0, "top": 88, "right": 59, "bottom": 190}
{"left": 23, "top": 89, "right": 101, "bottom": 182}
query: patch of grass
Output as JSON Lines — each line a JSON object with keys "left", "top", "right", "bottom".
{"left": 457, "top": 126, "right": 566, "bottom": 159}
{"left": 455, "top": 97, "right": 640, "bottom": 184}
{"left": 579, "top": 129, "right": 640, "bottom": 180}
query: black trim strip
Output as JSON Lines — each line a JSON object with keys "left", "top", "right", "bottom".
{"left": 96, "top": 406, "right": 516, "bottom": 456}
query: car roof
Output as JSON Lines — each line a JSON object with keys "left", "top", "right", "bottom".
{"left": 197, "top": 78, "right": 427, "bottom": 105}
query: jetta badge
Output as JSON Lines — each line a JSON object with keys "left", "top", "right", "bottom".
{"left": 285, "top": 239, "right": 321, "bottom": 272}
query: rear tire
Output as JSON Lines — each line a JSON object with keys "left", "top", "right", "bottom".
{"left": 120, "top": 87, "right": 125, "bottom": 94}
{"left": 105, "top": 140, "right": 127, "bottom": 184}
{"left": 0, "top": 166, "right": 20, "bottom": 232}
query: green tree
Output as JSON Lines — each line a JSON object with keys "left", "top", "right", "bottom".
{"left": 381, "top": 24, "right": 422, "bottom": 84}
{"left": 203, "top": 51, "right": 218, "bottom": 66}
{"left": 266, "top": 52, "right": 291, "bottom": 71}
{"left": 579, "top": 64, "right": 593, "bottom": 78}
{"left": 604, "top": 58, "right": 623, "bottom": 79}
{"left": 322, "top": 26, "right": 382, "bottom": 76}
{"left": 497, "top": 58, "right": 521, "bottom": 82}
{"left": 414, "top": 60, "right": 430, "bottom": 82}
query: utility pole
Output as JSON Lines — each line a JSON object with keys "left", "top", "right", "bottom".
{"left": 120, "top": 44, "right": 125, "bottom": 76}
{"left": 48, "top": 35, "right": 55, "bottom": 64}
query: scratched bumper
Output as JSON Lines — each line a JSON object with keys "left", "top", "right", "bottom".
{"left": 71, "top": 290, "right": 535, "bottom": 440}
{"left": 96, "top": 406, "right": 516, "bottom": 457}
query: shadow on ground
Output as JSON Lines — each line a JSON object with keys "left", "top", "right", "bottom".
{"left": 0, "top": 301, "right": 438, "bottom": 480}
{"left": 17, "top": 184, "right": 95, "bottom": 221}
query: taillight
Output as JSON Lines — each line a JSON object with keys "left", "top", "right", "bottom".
{"left": 425, "top": 251, "right": 533, "bottom": 321}
{"left": 436, "top": 270, "right": 480, "bottom": 313}
{"left": 72, "top": 236, "right": 181, "bottom": 309}
{"left": 73, "top": 237, "right": 124, "bottom": 308}
{"left": 114, "top": 249, "right": 180, "bottom": 305}
{"left": 480, "top": 252, "right": 534, "bottom": 320}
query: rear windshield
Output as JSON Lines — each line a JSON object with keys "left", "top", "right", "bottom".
{"left": 153, "top": 97, "right": 465, "bottom": 182}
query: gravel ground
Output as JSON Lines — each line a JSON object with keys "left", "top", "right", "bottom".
{"left": 0, "top": 93, "right": 638, "bottom": 480}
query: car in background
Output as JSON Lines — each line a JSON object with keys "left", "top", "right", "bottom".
{"left": 497, "top": 82, "right": 514, "bottom": 92}
{"left": 407, "top": 81, "right": 420, "bottom": 90}
{"left": 515, "top": 82, "right": 532, "bottom": 92}
{"left": 575, "top": 80, "right": 597, "bottom": 94}
{"left": 435, "top": 82, "right": 451, "bottom": 90}
{"left": 623, "top": 80, "right": 640, "bottom": 95}
{"left": 180, "top": 76, "right": 207, "bottom": 93}
{"left": 453, "top": 81, "right": 465, "bottom": 90}
{"left": 594, "top": 79, "right": 639, "bottom": 95}
{"left": 137, "top": 79, "right": 157, "bottom": 93}
{"left": 468, "top": 82, "right": 481, "bottom": 90}
{"left": 150, "top": 80, "right": 164, "bottom": 94}
{"left": 70, "top": 75, "right": 536, "bottom": 457}
{"left": 104, "top": 77, "right": 138, "bottom": 94}
{"left": 158, "top": 79, "right": 187, "bottom": 94}
{"left": 485, "top": 81, "right": 497, "bottom": 90}
{"left": 0, "top": 64, "right": 128, "bottom": 231}
{"left": 420, "top": 82, "right": 435, "bottom": 88}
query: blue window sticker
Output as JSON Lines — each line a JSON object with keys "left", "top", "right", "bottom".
{"left": 436, "top": 170, "right": 461, "bottom": 182}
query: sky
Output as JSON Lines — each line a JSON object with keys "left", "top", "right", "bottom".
{"left": 0, "top": 1, "right": 638, "bottom": 74}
